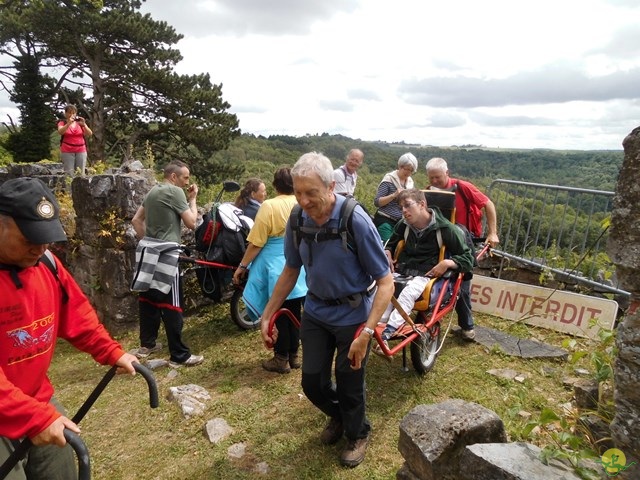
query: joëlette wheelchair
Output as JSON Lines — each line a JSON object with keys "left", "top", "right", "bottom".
{"left": 355, "top": 190, "right": 490, "bottom": 375}
{"left": 263, "top": 190, "right": 489, "bottom": 376}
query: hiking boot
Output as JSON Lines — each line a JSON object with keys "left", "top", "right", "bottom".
{"left": 289, "top": 353, "right": 301, "bottom": 369}
{"left": 461, "top": 329, "right": 476, "bottom": 341}
{"left": 132, "top": 342, "right": 163, "bottom": 359}
{"left": 320, "top": 417, "right": 343, "bottom": 445}
{"left": 169, "top": 354, "right": 204, "bottom": 368}
{"left": 340, "top": 434, "right": 370, "bottom": 467}
{"left": 262, "top": 354, "right": 291, "bottom": 374}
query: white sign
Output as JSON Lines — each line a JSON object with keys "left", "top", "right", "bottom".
{"left": 470, "top": 276, "right": 618, "bottom": 339}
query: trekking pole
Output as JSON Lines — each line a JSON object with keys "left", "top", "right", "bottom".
{"left": 0, "top": 362, "right": 158, "bottom": 479}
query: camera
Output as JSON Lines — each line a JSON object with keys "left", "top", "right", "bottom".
{"left": 75, "top": 116, "right": 84, "bottom": 121}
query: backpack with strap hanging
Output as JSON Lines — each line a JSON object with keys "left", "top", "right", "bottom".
{"left": 290, "top": 197, "right": 376, "bottom": 307}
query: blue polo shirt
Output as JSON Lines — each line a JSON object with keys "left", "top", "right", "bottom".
{"left": 284, "top": 195, "right": 390, "bottom": 326}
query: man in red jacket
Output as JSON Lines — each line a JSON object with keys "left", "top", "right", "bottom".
{"left": 0, "top": 177, "right": 138, "bottom": 479}
{"left": 425, "top": 157, "right": 500, "bottom": 341}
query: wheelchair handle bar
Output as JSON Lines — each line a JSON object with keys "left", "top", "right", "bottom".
{"left": 64, "top": 429, "right": 91, "bottom": 480}
{"left": 73, "top": 362, "right": 158, "bottom": 424}
{"left": 266, "top": 308, "right": 300, "bottom": 349}
{"left": 0, "top": 362, "right": 158, "bottom": 479}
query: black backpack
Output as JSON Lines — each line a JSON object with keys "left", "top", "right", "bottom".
{"left": 195, "top": 203, "right": 251, "bottom": 265}
{"left": 194, "top": 208, "right": 220, "bottom": 253}
{"left": 453, "top": 222, "right": 477, "bottom": 266}
{"left": 289, "top": 196, "right": 359, "bottom": 265}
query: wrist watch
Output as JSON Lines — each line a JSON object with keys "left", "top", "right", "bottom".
{"left": 362, "top": 326, "right": 375, "bottom": 337}
{"left": 238, "top": 263, "right": 247, "bottom": 269}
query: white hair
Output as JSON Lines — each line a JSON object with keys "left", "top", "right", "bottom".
{"left": 291, "top": 151, "right": 334, "bottom": 186}
{"left": 398, "top": 152, "right": 418, "bottom": 173}
{"left": 425, "top": 157, "right": 448, "bottom": 173}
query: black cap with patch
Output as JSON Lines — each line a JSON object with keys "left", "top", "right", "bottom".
{"left": 0, "top": 178, "right": 67, "bottom": 243}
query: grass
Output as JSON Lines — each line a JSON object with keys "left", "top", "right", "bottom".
{"left": 48, "top": 304, "right": 600, "bottom": 480}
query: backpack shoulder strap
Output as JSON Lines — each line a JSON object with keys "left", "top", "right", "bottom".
{"left": 340, "top": 165, "right": 349, "bottom": 182}
{"left": 340, "top": 196, "right": 358, "bottom": 252}
{"left": 403, "top": 222, "right": 410, "bottom": 243}
{"left": 290, "top": 204, "right": 303, "bottom": 249}
{"left": 40, "top": 249, "right": 57, "bottom": 273}
{"left": 290, "top": 198, "right": 359, "bottom": 253}
{"left": 40, "top": 250, "right": 69, "bottom": 304}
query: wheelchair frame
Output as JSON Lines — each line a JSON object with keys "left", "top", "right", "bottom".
{"left": 362, "top": 189, "right": 490, "bottom": 374}
{"left": 358, "top": 242, "right": 490, "bottom": 375}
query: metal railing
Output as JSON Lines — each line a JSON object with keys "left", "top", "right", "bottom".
{"left": 486, "top": 179, "right": 628, "bottom": 299}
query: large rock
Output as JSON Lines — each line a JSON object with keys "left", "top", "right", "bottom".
{"left": 607, "top": 125, "right": 640, "bottom": 479}
{"left": 66, "top": 172, "right": 156, "bottom": 331}
{"left": 70, "top": 245, "right": 138, "bottom": 331}
{"left": 459, "top": 442, "right": 582, "bottom": 480}
{"left": 167, "top": 384, "right": 211, "bottom": 418}
{"left": 398, "top": 400, "right": 507, "bottom": 480}
{"left": 71, "top": 173, "right": 154, "bottom": 249}
{"left": 1, "top": 163, "right": 68, "bottom": 193}
{"left": 7, "top": 162, "right": 64, "bottom": 177}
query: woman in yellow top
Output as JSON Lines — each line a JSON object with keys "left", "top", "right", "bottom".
{"left": 233, "top": 168, "right": 307, "bottom": 373}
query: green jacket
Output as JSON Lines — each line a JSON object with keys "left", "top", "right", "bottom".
{"left": 385, "top": 207, "right": 474, "bottom": 275}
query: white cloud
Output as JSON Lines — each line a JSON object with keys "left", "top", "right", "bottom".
{"left": 142, "top": 0, "right": 360, "bottom": 37}
{"left": 157, "top": 0, "right": 640, "bottom": 149}
{"left": 398, "top": 66, "right": 640, "bottom": 107}
{"left": 1, "top": 0, "right": 639, "bottom": 150}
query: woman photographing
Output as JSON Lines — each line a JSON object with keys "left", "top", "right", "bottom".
{"left": 57, "top": 104, "right": 92, "bottom": 175}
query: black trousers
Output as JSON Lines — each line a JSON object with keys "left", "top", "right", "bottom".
{"left": 138, "top": 281, "right": 191, "bottom": 363}
{"left": 299, "top": 312, "right": 371, "bottom": 441}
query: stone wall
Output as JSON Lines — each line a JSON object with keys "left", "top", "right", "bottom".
{"left": 69, "top": 172, "right": 155, "bottom": 331}
{"left": 607, "top": 125, "right": 640, "bottom": 479}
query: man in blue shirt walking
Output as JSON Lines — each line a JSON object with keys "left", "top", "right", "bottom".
{"left": 259, "top": 152, "right": 394, "bottom": 468}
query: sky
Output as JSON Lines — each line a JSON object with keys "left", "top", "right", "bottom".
{"left": 3, "top": 0, "right": 640, "bottom": 150}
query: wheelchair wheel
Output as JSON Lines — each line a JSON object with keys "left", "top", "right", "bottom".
{"left": 410, "top": 322, "right": 441, "bottom": 375}
{"left": 230, "top": 289, "right": 259, "bottom": 330}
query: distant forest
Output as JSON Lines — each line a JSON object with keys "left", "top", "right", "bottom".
{"left": 206, "top": 133, "right": 623, "bottom": 196}
{"left": 209, "top": 133, "right": 621, "bottom": 285}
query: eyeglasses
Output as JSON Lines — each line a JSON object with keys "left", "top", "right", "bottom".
{"left": 401, "top": 201, "right": 418, "bottom": 210}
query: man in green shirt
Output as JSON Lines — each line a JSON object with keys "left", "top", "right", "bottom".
{"left": 131, "top": 160, "right": 203, "bottom": 367}
{"left": 377, "top": 189, "right": 474, "bottom": 351}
